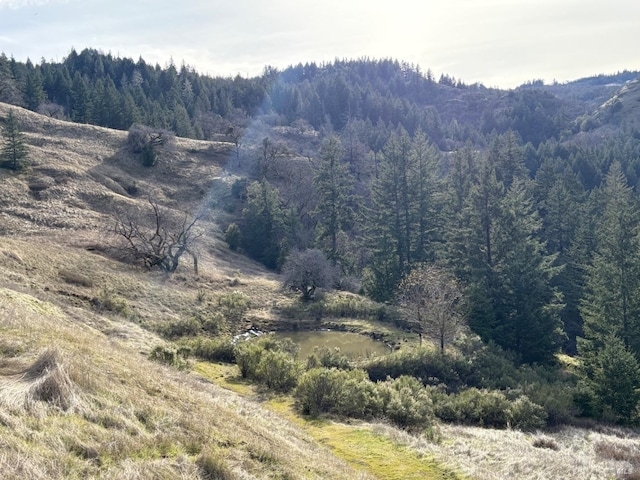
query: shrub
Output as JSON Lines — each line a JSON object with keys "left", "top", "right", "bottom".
{"left": 197, "top": 311, "right": 226, "bottom": 335}
{"left": 294, "top": 368, "right": 430, "bottom": 429}
{"left": 295, "top": 368, "right": 342, "bottom": 417}
{"left": 433, "top": 388, "right": 510, "bottom": 428}
{"left": 508, "top": 396, "right": 548, "bottom": 431}
{"left": 234, "top": 336, "right": 299, "bottom": 388}
{"left": 306, "top": 346, "right": 352, "bottom": 370}
{"left": 234, "top": 341, "right": 264, "bottom": 379}
{"left": 93, "top": 288, "right": 131, "bottom": 317}
{"left": 127, "top": 123, "right": 174, "bottom": 167}
{"left": 217, "top": 291, "right": 251, "bottom": 323}
{"left": 149, "top": 345, "right": 189, "bottom": 369}
{"left": 381, "top": 376, "right": 434, "bottom": 432}
{"left": 524, "top": 380, "right": 575, "bottom": 426}
{"left": 161, "top": 317, "right": 202, "bottom": 339}
{"left": 365, "top": 347, "right": 465, "bottom": 389}
{"left": 255, "top": 349, "right": 300, "bottom": 392}
{"left": 185, "top": 336, "right": 235, "bottom": 363}
{"left": 225, "top": 223, "right": 242, "bottom": 251}
{"left": 335, "top": 369, "right": 383, "bottom": 419}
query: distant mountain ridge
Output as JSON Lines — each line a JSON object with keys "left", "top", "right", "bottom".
{"left": 1, "top": 48, "right": 638, "bottom": 153}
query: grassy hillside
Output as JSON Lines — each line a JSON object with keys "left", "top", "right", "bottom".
{"left": 2, "top": 103, "right": 640, "bottom": 479}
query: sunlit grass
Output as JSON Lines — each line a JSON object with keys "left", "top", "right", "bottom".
{"left": 264, "top": 397, "right": 464, "bottom": 479}
{"left": 193, "top": 361, "right": 254, "bottom": 396}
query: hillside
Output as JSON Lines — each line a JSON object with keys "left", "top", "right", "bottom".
{"left": 3, "top": 104, "right": 640, "bottom": 479}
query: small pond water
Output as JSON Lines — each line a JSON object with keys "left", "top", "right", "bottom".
{"left": 272, "top": 330, "right": 391, "bottom": 360}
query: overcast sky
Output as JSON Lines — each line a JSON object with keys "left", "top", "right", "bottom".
{"left": 0, "top": 0, "right": 638, "bottom": 89}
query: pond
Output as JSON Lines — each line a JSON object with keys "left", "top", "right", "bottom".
{"left": 272, "top": 330, "right": 391, "bottom": 360}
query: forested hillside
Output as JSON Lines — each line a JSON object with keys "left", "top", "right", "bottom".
{"left": 3, "top": 47, "right": 640, "bottom": 427}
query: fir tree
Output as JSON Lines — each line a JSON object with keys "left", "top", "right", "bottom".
{"left": 313, "top": 136, "right": 357, "bottom": 264}
{"left": 579, "top": 162, "right": 640, "bottom": 359}
{"left": 1, "top": 109, "right": 28, "bottom": 171}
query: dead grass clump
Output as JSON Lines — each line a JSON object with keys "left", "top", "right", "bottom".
{"left": 59, "top": 269, "right": 94, "bottom": 288}
{"left": 0, "top": 338, "right": 25, "bottom": 357}
{"left": 532, "top": 435, "right": 560, "bottom": 450}
{"left": 595, "top": 440, "right": 640, "bottom": 464}
{"left": 197, "top": 448, "right": 238, "bottom": 480}
{"left": 0, "top": 348, "right": 84, "bottom": 412}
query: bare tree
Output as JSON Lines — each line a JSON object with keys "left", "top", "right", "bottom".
{"left": 396, "top": 264, "right": 464, "bottom": 353}
{"left": 113, "top": 199, "right": 201, "bottom": 273}
{"left": 282, "top": 249, "right": 336, "bottom": 301}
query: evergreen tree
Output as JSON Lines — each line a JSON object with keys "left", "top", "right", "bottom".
{"left": 364, "top": 129, "right": 414, "bottom": 301}
{"left": 313, "top": 136, "right": 357, "bottom": 264}
{"left": 0, "top": 109, "right": 28, "bottom": 170}
{"left": 456, "top": 147, "right": 563, "bottom": 362}
{"left": 70, "top": 71, "right": 93, "bottom": 123}
{"left": 492, "top": 180, "right": 563, "bottom": 362}
{"left": 24, "top": 67, "right": 45, "bottom": 111}
{"left": 408, "top": 128, "right": 439, "bottom": 263}
{"left": 579, "top": 162, "right": 640, "bottom": 359}
{"left": 241, "top": 180, "right": 290, "bottom": 270}
{"left": 580, "top": 335, "right": 640, "bottom": 423}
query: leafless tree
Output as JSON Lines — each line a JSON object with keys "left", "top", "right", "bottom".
{"left": 282, "top": 249, "right": 336, "bottom": 301}
{"left": 113, "top": 199, "right": 201, "bottom": 274}
{"left": 396, "top": 264, "right": 464, "bottom": 353}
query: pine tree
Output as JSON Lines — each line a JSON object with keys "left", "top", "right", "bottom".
{"left": 24, "top": 67, "right": 45, "bottom": 111}
{"left": 579, "top": 162, "right": 640, "bottom": 359}
{"left": 454, "top": 145, "right": 563, "bottom": 362}
{"left": 241, "top": 180, "right": 290, "bottom": 270}
{"left": 313, "top": 136, "right": 356, "bottom": 264}
{"left": 409, "top": 128, "right": 439, "bottom": 263}
{"left": 1, "top": 109, "right": 28, "bottom": 170}
{"left": 583, "top": 335, "right": 640, "bottom": 423}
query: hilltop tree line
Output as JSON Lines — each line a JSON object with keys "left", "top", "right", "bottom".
{"left": 1, "top": 48, "right": 619, "bottom": 150}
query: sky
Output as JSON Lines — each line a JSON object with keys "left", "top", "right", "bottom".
{"left": 0, "top": 0, "right": 638, "bottom": 89}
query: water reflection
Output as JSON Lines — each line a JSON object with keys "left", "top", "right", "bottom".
{"left": 272, "top": 330, "right": 390, "bottom": 360}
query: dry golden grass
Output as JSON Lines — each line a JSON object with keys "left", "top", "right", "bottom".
{"left": 367, "top": 422, "right": 640, "bottom": 479}
{"left": 0, "top": 287, "right": 368, "bottom": 479}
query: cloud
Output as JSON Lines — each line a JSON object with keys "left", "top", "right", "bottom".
{"left": 0, "top": 0, "right": 638, "bottom": 87}
{"left": 0, "top": 0, "right": 65, "bottom": 9}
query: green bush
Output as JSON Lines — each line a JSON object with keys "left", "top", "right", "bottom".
{"left": 161, "top": 317, "right": 202, "bottom": 339}
{"left": 365, "top": 347, "right": 465, "bottom": 389}
{"left": 234, "top": 336, "right": 300, "bottom": 390}
{"left": 149, "top": 345, "right": 189, "bottom": 369}
{"left": 433, "top": 388, "right": 510, "bottom": 428}
{"left": 295, "top": 368, "right": 344, "bottom": 417}
{"left": 217, "top": 291, "right": 252, "bottom": 323}
{"left": 306, "top": 346, "right": 352, "bottom": 370}
{"left": 186, "top": 336, "right": 236, "bottom": 363}
{"left": 94, "top": 287, "right": 131, "bottom": 317}
{"left": 295, "top": 368, "right": 432, "bottom": 430}
{"left": 508, "top": 396, "right": 548, "bottom": 431}
{"left": 224, "top": 223, "right": 242, "bottom": 251}
{"left": 380, "top": 376, "right": 434, "bottom": 432}
{"left": 522, "top": 381, "right": 575, "bottom": 426}
{"left": 255, "top": 349, "right": 300, "bottom": 392}
{"left": 335, "top": 370, "right": 383, "bottom": 418}
{"left": 234, "top": 341, "right": 264, "bottom": 379}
